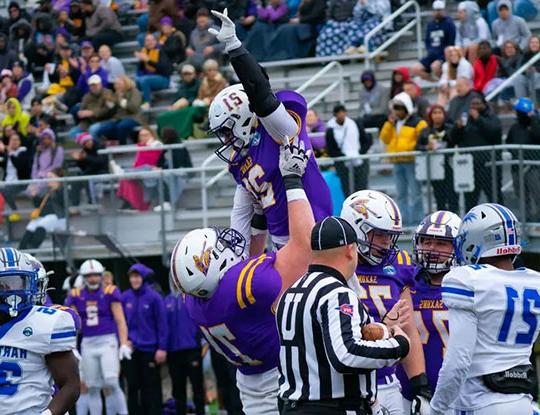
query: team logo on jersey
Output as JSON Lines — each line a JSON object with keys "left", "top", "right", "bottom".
{"left": 23, "top": 327, "right": 33, "bottom": 337}
{"left": 383, "top": 265, "right": 396, "bottom": 275}
{"left": 193, "top": 242, "right": 212, "bottom": 275}
{"left": 336, "top": 304, "right": 354, "bottom": 317}
{"left": 250, "top": 131, "right": 261, "bottom": 147}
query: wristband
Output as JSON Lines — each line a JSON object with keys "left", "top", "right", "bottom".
{"left": 283, "top": 175, "right": 303, "bottom": 191}
{"left": 286, "top": 188, "right": 307, "bottom": 202}
{"left": 251, "top": 213, "right": 267, "bottom": 232}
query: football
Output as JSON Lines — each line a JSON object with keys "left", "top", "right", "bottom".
{"left": 361, "top": 322, "right": 390, "bottom": 341}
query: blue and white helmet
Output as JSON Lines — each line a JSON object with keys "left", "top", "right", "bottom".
{"left": 24, "top": 253, "right": 51, "bottom": 305}
{"left": 414, "top": 210, "right": 461, "bottom": 273}
{"left": 455, "top": 203, "right": 521, "bottom": 265}
{"left": 0, "top": 248, "right": 39, "bottom": 316}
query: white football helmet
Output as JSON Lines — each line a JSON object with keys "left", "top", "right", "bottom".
{"left": 209, "top": 84, "right": 257, "bottom": 165}
{"left": 24, "top": 253, "right": 52, "bottom": 305}
{"left": 170, "top": 227, "right": 247, "bottom": 299}
{"left": 79, "top": 259, "right": 105, "bottom": 290}
{"left": 455, "top": 203, "right": 521, "bottom": 265}
{"left": 413, "top": 211, "right": 461, "bottom": 274}
{"left": 340, "top": 190, "right": 402, "bottom": 265}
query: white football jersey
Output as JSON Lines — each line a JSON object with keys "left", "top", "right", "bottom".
{"left": 442, "top": 264, "right": 540, "bottom": 378}
{"left": 0, "top": 305, "right": 77, "bottom": 415}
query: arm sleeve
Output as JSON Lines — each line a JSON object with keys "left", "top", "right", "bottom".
{"left": 430, "top": 307, "right": 477, "bottom": 415}
{"left": 317, "top": 288, "right": 409, "bottom": 373}
{"left": 259, "top": 104, "right": 301, "bottom": 144}
{"left": 49, "top": 310, "right": 78, "bottom": 352}
{"left": 230, "top": 185, "right": 255, "bottom": 242}
{"left": 229, "top": 46, "right": 280, "bottom": 117}
{"left": 155, "top": 295, "right": 169, "bottom": 350}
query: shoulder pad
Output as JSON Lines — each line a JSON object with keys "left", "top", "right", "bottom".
{"left": 441, "top": 267, "right": 475, "bottom": 311}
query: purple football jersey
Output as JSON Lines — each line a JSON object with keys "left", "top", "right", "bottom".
{"left": 65, "top": 285, "right": 122, "bottom": 338}
{"left": 186, "top": 252, "right": 282, "bottom": 375}
{"left": 356, "top": 251, "right": 417, "bottom": 383}
{"left": 396, "top": 277, "right": 448, "bottom": 400}
{"left": 229, "top": 90, "right": 332, "bottom": 237}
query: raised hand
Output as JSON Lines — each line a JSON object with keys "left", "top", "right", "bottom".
{"left": 208, "top": 9, "right": 242, "bottom": 53}
{"left": 279, "top": 135, "right": 312, "bottom": 179}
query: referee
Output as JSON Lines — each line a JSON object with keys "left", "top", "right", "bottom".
{"left": 276, "top": 216, "right": 410, "bottom": 415}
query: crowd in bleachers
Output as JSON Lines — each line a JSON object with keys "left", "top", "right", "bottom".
{"left": 1, "top": 0, "right": 540, "bottom": 245}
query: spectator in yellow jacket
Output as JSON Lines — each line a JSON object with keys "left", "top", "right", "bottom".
{"left": 380, "top": 92, "right": 427, "bottom": 225}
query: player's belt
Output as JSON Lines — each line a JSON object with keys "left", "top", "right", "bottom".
{"left": 284, "top": 398, "right": 372, "bottom": 413}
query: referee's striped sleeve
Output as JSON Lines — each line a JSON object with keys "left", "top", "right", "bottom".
{"left": 317, "top": 287, "right": 409, "bottom": 373}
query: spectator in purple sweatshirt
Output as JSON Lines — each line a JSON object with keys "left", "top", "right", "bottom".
{"left": 165, "top": 293, "right": 205, "bottom": 415}
{"left": 244, "top": 0, "right": 289, "bottom": 60}
{"left": 76, "top": 52, "right": 108, "bottom": 96}
{"left": 122, "top": 263, "right": 168, "bottom": 415}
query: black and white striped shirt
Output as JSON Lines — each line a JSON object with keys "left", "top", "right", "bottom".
{"left": 276, "top": 264, "right": 409, "bottom": 403}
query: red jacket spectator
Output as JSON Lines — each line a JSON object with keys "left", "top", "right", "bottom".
{"left": 473, "top": 41, "right": 499, "bottom": 93}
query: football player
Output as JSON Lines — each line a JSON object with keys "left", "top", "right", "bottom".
{"left": 170, "top": 136, "right": 314, "bottom": 414}
{"left": 341, "top": 190, "right": 430, "bottom": 415}
{"left": 0, "top": 247, "right": 80, "bottom": 415}
{"left": 395, "top": 211, "right": 461, "bottom": 415}
{"left": 65, "top": 259, "right": 130, "bottom": 415}
{"left": 431, "top": 204, "right": 539, "bottom": 414}
{"left": 208, "top": 9, "right": 332, "bottom": 253}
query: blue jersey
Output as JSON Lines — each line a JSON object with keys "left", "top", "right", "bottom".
{"left": 186, "top": 253, "right": 282, "bottom": 375}
{"left": 229, "top": 90, "right": 332, "bottom": 238}
{"left": 356, "top": 251, "right": 417, "bottom": 382}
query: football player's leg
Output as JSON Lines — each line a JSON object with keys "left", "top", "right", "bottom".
{"left": 81, "top": 341, "right": 104, "bottom": 415}
{"left": 100, "top": 336, "right": 128, "bottom": 415}
{"left": 236, "top": 367, "right": 280, "bottom": 415}
{"left": 377, "top": 381, "right": 405, "bottom": 415}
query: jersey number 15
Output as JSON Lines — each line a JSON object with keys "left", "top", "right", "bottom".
{"left": 498, "top": 286, "right": 540, "bottom": 345}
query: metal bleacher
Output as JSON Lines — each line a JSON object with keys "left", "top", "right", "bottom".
{"left": 6, "top": 1, "right": 540, "bottom": 263}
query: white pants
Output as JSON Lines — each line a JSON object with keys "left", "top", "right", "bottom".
{"left": 26, "top": 214, "right": 66, "bottom": 232}
{"left": 81, "top": 334, "right": 120, "bottom": 388}
{"left": 236, "top": 367, "right": 280, "bottom": 415}
{"left": 452, "top": 397, "right": 535, "bottom": 414}
{"left": 403, "top": 399, "right": 452, "bottom": 415}
{"left": 378, "top": 375, "right": 404, "bottom": 415}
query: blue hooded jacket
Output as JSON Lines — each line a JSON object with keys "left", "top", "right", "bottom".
{"left": 122, "top": 263, "right": 168, "bottom": 352}
{"left": 165, "top": 293, "right": 201, "bottom": 352}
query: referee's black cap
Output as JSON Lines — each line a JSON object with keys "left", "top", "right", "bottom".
{"left": 311, "top": 216, "right": 358, "bottom": 251}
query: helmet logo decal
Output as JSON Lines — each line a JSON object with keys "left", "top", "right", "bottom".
{"left": 193, "top": 242, "right": 212, "bottom": 276}
{"left": 351, "top": 199, "right": 377, "bottom": 219}
{"left": 462, "top": 211, "right": 477, "bottom": 223}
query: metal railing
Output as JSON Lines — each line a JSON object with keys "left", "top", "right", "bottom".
{"left": 486, "top": 52, "right": 540, "bottom": 101}
{"left": 5, "top": 144, "right": 540, "bottom": 263}
{"left": 364, "top": 0, "right": 422, "bottom": 69}
{"left": 296, "top": 61, "right": 345, "bottom": 108}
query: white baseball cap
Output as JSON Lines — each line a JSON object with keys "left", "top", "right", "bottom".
{"left": 88, "top": 74, "right": 102, "bottom": 85}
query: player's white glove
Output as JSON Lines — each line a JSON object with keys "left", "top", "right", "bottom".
{"left": 411, "top": 396, "right": 431, "bottom": 415}
{"left": 279, "top": 136, "right": 311, "bottom": 179}
{"left": 119, "top": 344, "right": 132, "bottom": 361}
{"left": 208, "top": 9, "right": 242, "bottom": 53}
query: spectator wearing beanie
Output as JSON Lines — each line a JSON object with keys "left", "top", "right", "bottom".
{"left": 135, "top": 33, "right": 173, "bottom": 110}
{"left": 122, "top": 263, "right": 168, "bottom": 415}
{"left": 158, "top": 16, "right": 187, "bottom": 64}
{"left": 416, "top": 105, "right": 457, "bottom": 212}
{"left": 70, "top": 132, "right": 108, "bottom": 206}
{"left": 27, "top": 128, "right": 64, "bottom": 198}
{"left": 12, "top": 60, "right": 34, "bottom": 110}
{"left": 80, "top": 0, "right": 123, "bottom": 48}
